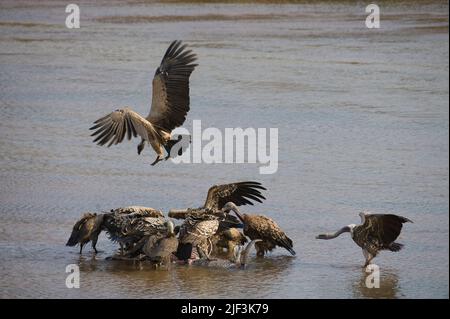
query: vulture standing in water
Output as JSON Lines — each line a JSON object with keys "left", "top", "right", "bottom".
{"left": 168, "top": 181, "right": 266, "bottom": 259}
{"left": 211, "top": 227, "right": 248, "bottom": 258}
{"left": 143, "top": 220, "right": 179, "bottom": 267}
{"left": 66, "top": 212, "right": 104, "bottom": 254}
{"left": 176, "top": 214, "right": 223, "bottom": 262}
{"left": 102, "top": 210, "right": 168, "bottom": 256}
{"left": 169, "top": 181, "right": 266, "bottom": 230}
{"left": 221, "top": 202, "right": 296, "bottom": 257}
{"left": 90, "top": 40, "right": 198, "bottom": 166}
{"left": 169, "top": 181, "right": 267, "bottom": 217}
{"left": 316, "top": 212, "right": 413, "bottom": 267}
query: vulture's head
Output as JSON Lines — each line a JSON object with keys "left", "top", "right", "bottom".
{"left": 164, "top": 220, "right": 176, "bottom": 237}
{"left": 220, "top": 202, "right": 239, "bottom": 214}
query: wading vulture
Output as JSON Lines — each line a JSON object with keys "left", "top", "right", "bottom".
{"left": 221, "top": 202, "right": 296, "bottom": 257}
{"left": 66, "top": 212, "right": 104, "bottom": 254}
{"left": 316, "top": 212, "right": 413, "bottom": 267}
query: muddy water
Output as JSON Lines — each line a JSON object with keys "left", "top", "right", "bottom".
{"left": 0, "top": 0, "right": 448, "bottom": 298}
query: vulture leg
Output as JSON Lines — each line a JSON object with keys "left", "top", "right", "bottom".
{"left": 92, "top": 238, "right": 98, "bottom": 254}
{"left": 149, "top": 140, "right": 165, "bottom": 166}
{"left": 124, "top": 237, "right": 147, "bottom": 257}
{"left": 150, "top": 155, "right": 163, "bottom": 166}
{"left": 197, "top": 245, "right": 215, "bottom": 261}
{"left": 362, "top": 249, "right": 375, "bottom": 268}
{"left": 255, "top": 241, "right": 265, "bottom": 257}
{"left": 79, "top": 243, "right": 84, "bottom": 254}
{"left": 227, "top": 241, "right": 236, "bottom": 259}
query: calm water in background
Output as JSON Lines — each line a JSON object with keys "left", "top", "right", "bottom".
{"left": 0, "top": 0, "right": 448, "bottom": 298}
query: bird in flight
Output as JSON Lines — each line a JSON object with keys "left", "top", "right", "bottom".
{"left": 90, "top": 40, "right": 198, "bottom": 166}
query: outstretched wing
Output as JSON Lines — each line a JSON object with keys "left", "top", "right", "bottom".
{"left": 364, "top": 214, "right": 412, "bottom": 246}
{"left": 203, "top": 181, "right": 266, "bottom": 211}
{"left": 90, "top": 108, "right": 156, "bottom": 147}
{"left": 147, "top": 40, "right": 198, "bottom": 132}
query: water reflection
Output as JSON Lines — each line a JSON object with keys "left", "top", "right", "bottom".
{"left": 172, "top": 256, "right": 295, "bottom": 298}
{"left": 352, "top": 267, "right": 399, "bottom": 299}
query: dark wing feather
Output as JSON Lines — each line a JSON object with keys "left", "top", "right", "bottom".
{"left": 89, "top": 108, "right": 151, "bottom": 147}
{"left": 364, "top": 214, "right": 412, "bottom": 246}
{"left": 147, "top": 40, "right": 198, "bottom": 132}
{"left": 203, "top": 181, "right": 266, "bottom": 211}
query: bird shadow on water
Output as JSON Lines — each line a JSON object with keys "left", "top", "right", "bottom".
{"left": 351, "top": 267, "right": 400, "bottom": 299}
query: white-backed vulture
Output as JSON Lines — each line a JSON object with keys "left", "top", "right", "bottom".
{"left": 102, "top": 211, "right": 167, "bottom": 256}
{"left": 316, "top": 212, "right": 412, "bottom": 267}
{"left": 211, "top": 228, "right": 248, "bottom": 259}
{"left": 110, "top": 206, "right": 164, "bottom": 218}
{"left": 221, "top": 202, "right": 296, "bottom": 257}
{"left": 90, "top": 40, "right": 198, "bottom": 166}
{"left": 168, "top": 181, "right": 266, "bottom": 256}
{"left": 66, "top": 212, "right": 104, "bottom": 254}
{"left": 176, "top": 214, "right": 223, "bottom": 261}
{"left": 169, "top": 181, "right": 267, "bottom": 218}
{"left": 143, "top": 220, "right": 178, "bottom": 266}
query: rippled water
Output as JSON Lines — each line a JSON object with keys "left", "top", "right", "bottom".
{"left": 0, "top": 0, "right": 448, "bottom": 299}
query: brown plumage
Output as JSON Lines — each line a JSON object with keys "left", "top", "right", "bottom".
{"left": 110, "top": 206, "right": 164, "bottom": 218}
{"left": 211, "top": 228, "right": 248, "bottom": 258}
{"left": 102, "top": 210, "right": 167, "bottom": 256}
{"left": 66, "top": 213, "right": 104, "bottom": 254}
{"left": 316, "top": 212, "right": 413, "bottom": 267}
{"left": 143, "top": 220, "right": 178, "bottom": 266}
{"left": 89, "top": 40, "right": 198, "bottom": 166}
{"left": 203, "top": 181, "right": 266, "bottom": 211}
{"left": 221, "top": 202, "right": 296, "bottom": 257}
{"left": 168, "top": 181, "right": 266, "bottom": 257}
{"left": 176, "top": 214, "right": 222, "bottom": 261}
{"left": 169, "top": 181, "right": 266, "bottom": 218}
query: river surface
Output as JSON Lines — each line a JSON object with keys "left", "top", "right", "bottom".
{"left": 0, "top": 0, "right": 448, "bottom": 298}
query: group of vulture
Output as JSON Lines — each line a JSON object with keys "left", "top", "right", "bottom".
{"left": 67, "top": 181, "right": 296, "bottom": 268}
{"left": 74, "top": 40, "right": 413, "bottom": 268}
{"left": 67, "top": 180, "right": 413, "bottom": 268}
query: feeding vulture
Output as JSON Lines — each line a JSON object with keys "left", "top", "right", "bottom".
{"left": 221, "top": 202, "right": 296, "bottom": 257}
{"left": 66, "top": 212, "right": 104, "bottom": 254}
{"left": 168, "top": 181, "right": 266, "bottom": 259}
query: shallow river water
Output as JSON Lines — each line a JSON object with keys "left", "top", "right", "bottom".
{"left": 0, "top": 0, "right": 448, "bottom": 298}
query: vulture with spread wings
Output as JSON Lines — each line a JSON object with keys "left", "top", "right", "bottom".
{"left": 169, "top": 181, "right": 266, "bottom": 260}
{"left": 90, "top": 40, "right": 197, "bottom": 166}
{"left": 168, "top": 181, "right": 267, "bottom": 224}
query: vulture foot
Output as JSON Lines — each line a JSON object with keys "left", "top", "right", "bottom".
{"left": 150, "top": 156, "right": 163, "bottom": 166}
